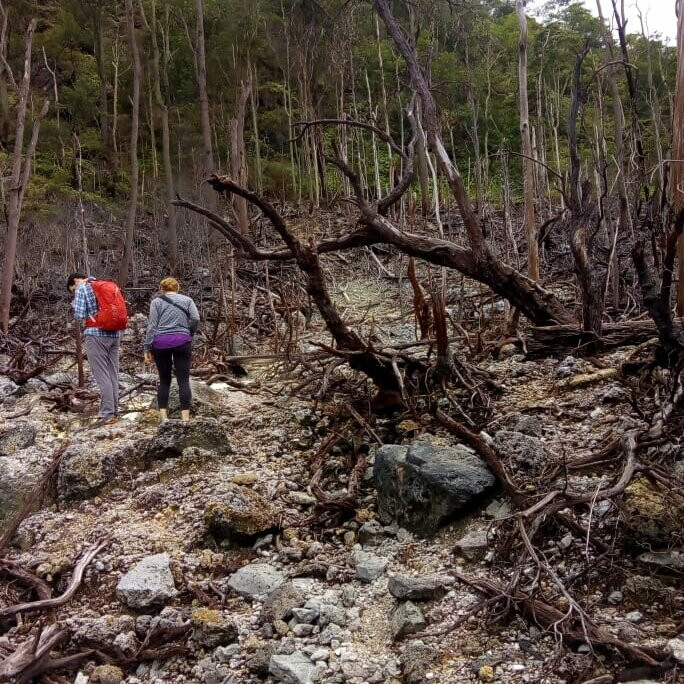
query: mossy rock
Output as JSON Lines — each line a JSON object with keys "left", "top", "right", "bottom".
{"left": 205, "top": 484, "right": 280, "bottom": 543}
{"left": 191, "top": 607, "right": 238, "bottom": 648}
{"left": 620, "top": 477, "right": 684, "bottom": 547}
{"left": 145, "top": 417, "right": 232, "bottom": 459}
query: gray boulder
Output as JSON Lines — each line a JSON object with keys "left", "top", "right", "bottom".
{"left": 145, "top": 417, "right": 231, "bottom": 459}
{"left": 0, "top": 446, "right": 52, "bottom": 526}
{"left": 226, "top": 563, "right": 286, "bottom": 598}
{"left": 353, "top": 550, "right": 389, "bottom": 583}
{"left": 269, "top": 653, "right": 318, "bottom": 684}
{"left": 499, "top": 413, "right": 542, "bottom": 437}
{"left": 44, "top": 372, "right": 77, "bottom": 386}
{"left": 391, "top": 601, "right": 426, "bottom": 640}
{"left": 116, "top": 553, "right": 177, "bottom": 608}
{"left": 358, "top": 520, "right": 385, "bottom": 546}
{"left": 0, "top": 422, "right": 36, "bottom": 455}
{"left": 247, "top": 643, "right": 279, "bottom": 675}
{"left": 205, "top": 484, "right": 279, "bottom": 541}
{"left": 493, "top": 430, "right": 546, "bottom": 472}
{"left": 154, "top": 379, "right": 227, "bottom": 418}
{"left": 668, "top": 637, "right": 684, "bottom": 665}
{"left": 374, "top": 439, "right": 495, "bottom": 535}
{"left": 262, "top": 582, "right": 305, "bottom": 622}
{"left": 388, "top": 574, "right": 449, "bottom": 601}
{"left": 556, "top": 355, "right": 580, "bottom": 378}
{"left": 0, "top": 377, "right": 18, "bottom": 403}
{"left": 57, "top": 437, "right": 137, "bottom": 501}
{"left": 400, "top": 640, "right": 437, "bottom": 684}
{"left": 454, "top": 528, "right": 490, "bottom": 561}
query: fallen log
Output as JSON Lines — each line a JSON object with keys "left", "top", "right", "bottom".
{"left": 526, "top": 320, "right": 658, "bottom": 358}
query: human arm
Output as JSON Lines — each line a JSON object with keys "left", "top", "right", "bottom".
{"left": 72, "top": 284, "right": 90, "bottom": 322}
{"left": 144, "top": 299, "right": 160, "bottom": 353}
{"left": 188, "top": 299, "right": 200, "bottom": 325}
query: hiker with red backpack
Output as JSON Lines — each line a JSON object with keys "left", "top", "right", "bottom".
{"left": 67, "top": 273, "right": 129, "bottom": 424}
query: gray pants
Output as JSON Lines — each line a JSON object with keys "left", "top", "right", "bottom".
{"left": 85, "top": 335, "right": 120, "bottom": 418}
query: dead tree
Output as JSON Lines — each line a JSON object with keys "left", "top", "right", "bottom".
{"left": 230, "top": 75, "right": 252, "bottom": 235}
{"left": 565, "top": 47, "right": 606, "bottom": 344}
{"left": 118, "top": 0, "right": 142, "bottom": 287}
{"left": 516, "top": 0, "right": 538, "bottom": 282}
{"left": 371, "top": 0, "right": 573, "bottom": 327}
{"left": 139, "top": 0, "right": 179, "bottom": 273}
{"left": 174, "top": 178, "right": 409, "bottom": 405}
{"left": 674, "top": 0, "right": 684, "bottom": 315}
{"left": 0, "top": 12, "right": 49, "bottom": 334}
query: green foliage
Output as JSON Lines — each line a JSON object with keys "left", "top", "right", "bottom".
{"left": 0, "top": 0, "right": 677, "bottom": 213}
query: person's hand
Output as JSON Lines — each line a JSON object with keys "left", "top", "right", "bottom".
{"left": 144, "top": 352, "right": 153, "bottom": 364}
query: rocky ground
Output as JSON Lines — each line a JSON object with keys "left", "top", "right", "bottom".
{"left": 0, "top": 304, "right": 683, "bottom": 683}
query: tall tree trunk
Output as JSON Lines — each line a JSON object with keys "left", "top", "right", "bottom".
{"left": 0, "top": 18, "right": 49, "bottom": 333}
{"left": 142, "top": 0, "right": 178, "bottom": 272}
{"left": 195, "top": 0, "right": 214, "bottom": 193}
{"left": 516, "top": 0, "right": 538, "bottom": 281}
{"left": 230, "top": 75, "right": 252, "bottom": 235}
{"left": 596, "top": 0, "right": 629, "bottom": 309}
{"left": 674, "top": 0, "right": 684, "bottom": 315}
{"left": 415, "top": 106, "right": 431, "bottom": 217}
{"left": 92, "top": 1, "right": 114, "bottom": 168}
{"left": 0, "top": 4, "right": 9, "bottom": 147}
{"left": 118, "top": 0, "right": 141, "bottom": 286}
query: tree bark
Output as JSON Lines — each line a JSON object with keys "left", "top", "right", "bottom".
{"left": 674, "top": 0, "right": 684, "bottom": 314}
{"left": 0, "top": 19, "right": 49, "bottom": 333}
{"left": 230, "top": 75, "right": 252, "bottom": 235}
{"left": 91, "top": 1, "right": 114, "bottom": 168}
{"left": 117, "top": 0, "right": 141, "bottom": 287}
{"left": 142, "top": 0, "right": 178, "bottom": 272}
{"left": 0, "top": 2, "right": 9, "bottom": 146}
{"left": 195, "top": 0, "right": 215, "bottom": 205}
{"left": 516, "top": 0, "right": 538, "bottom": 281}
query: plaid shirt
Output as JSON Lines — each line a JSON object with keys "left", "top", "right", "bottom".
{"left": 72, "top": 278, "right": 120, "bottom": 338}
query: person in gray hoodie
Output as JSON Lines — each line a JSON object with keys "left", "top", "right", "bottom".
{"left": 144, "top": 277, "right": 200, "bottom": 421}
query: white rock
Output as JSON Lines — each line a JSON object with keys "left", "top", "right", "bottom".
{"left": 116, "top": 554, "right": 177, "bottom": 608}
{"left": 668, "top": 637, "right": 684, "bottom": 664}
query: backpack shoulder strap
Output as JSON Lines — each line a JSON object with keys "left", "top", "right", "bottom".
{"left": 159, "top": 294, "right": 191, "bottom": 319}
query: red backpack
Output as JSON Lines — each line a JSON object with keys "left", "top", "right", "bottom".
{"left": 85, "top": 280, "right": 129, "bottom": 331}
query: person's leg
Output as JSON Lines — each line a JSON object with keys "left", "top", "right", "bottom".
{"left": 153, "top": 347, "right": 173, "bottom": 416}
{"left": 172, "top": 343, "right": 192, "bottom": 421}
{"left": 85, "top": 336, "right": 116, "bottom": 418}
{"left": 105, "top": 337, "right": 120, "bottom": 416}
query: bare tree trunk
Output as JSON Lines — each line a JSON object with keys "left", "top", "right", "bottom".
{"left": 230, "top": 75, "right": 252, "bottom": 235}
{"left": 118, "top": 0, "right": 141, "bottom": 287}
{"left": 596, "top": 0, "right": 629, "bottom": 309}
{"left": 567, "top": 48, "right": 604, "bottom": 344}
{"left": 141, "top": 0, "right": 178, "bottom": 272}
{"left": 415, "top": 106, "right": 431, "bottom": 217}
{"left": 195, "top": 0, "right": 215, "bottom": 198}
{"left": 0, "top": 4, "right": 9, "bottom": 146}
{"left": 0, "top": 16, "right": 49, "bottom": 333}
{"left": 92, "top": 1, "right": 114, "bottom": 168}
{"left": 674, "top": 0, "right": 684, "bottom": 314}
{"left": 464, "top": 43, "right": 484, "bottom": 222}
{"left": 249, "top": 64, "right": 262, "bottom": 195}
{"left": 516, "top": 0, "right": 538, "bottom": 281}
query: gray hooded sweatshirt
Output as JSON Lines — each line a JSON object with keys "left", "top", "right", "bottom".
{"left": 144, "top": 293, "right": 200, "bottom": 352}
